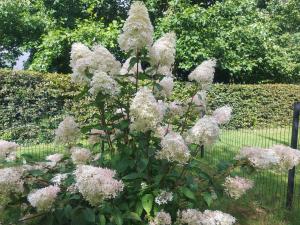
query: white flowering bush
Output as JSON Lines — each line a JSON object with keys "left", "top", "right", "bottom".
{"left": 1, "top": 2, "right": 300, "bottom": 225}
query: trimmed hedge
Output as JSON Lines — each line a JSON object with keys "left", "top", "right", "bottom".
{"left": 1, "top": 69, "right": 300, "bottom": 143}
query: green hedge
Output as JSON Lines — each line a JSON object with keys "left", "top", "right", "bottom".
{"left": 1, "top": 69, "right": 299, "bottom": 143}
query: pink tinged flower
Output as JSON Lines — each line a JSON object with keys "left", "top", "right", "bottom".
{"left": 55, "top": 116, "right": 80, "bottom": 145}
{"left": 201, "top": 210, "right": 236, "bottom": 225}
{"left": 213, "top": 106, "right": 232, "bottom": 125}
{"left": 159, "top": 76, "right": 174, "bottom": 97}
{"left": 177, "top": 209, "right": 236, "bottom": 225}
{"left": 70, "top": 147, "right": 91, "bottom": 165}
{"left": 27, "top": 185, "right": 60, "bottom": 211}
{"left": 235, "top": 147, "right": 280, "bottom": 169}
{"left": 192, "top": 91, "right": 207, "bottom": 108}
{"left": 185, "top": 116, "right": 220, "bottom": 146}
{"left": 0, "top": 167, "right": 24, "bottom": 196}
{"left": 74, "top": 165, "right": 124, "bottom": 206}
{"left": 271, "top": 145, "right": 300, "bottom": 170}
{"left": 0, "top": 140, "right": 19, "bottom": 159}
{"left": 150, "top": 211, "right": 172, "bottom": 225}
{"left": 46, "top": 153, "right": 64, "bottom": 163}
{"left": 167, "top": 101, "right": 184, "bottom": 117}
{"left": 156, "top": 132, "right": 190, "bottom": 164}
{"left": 223, "top": 176, "right": 254, "bottom": 199}
{"left": 188, "top": 59, "right": 216, "bottom": 89}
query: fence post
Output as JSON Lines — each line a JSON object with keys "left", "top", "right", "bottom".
{"left": 200, "top": 110, "right": 206, "bottom": 158}
{"left": 286, "top": 102, "right": 300, "bottom": 209}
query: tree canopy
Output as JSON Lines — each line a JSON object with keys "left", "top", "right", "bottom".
{"left": 0, "top": 0, "right": 299, "bottom": 83}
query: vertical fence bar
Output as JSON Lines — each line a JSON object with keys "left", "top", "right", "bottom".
{"left": 286, "top": 102, "right": 300, "bottom": 209}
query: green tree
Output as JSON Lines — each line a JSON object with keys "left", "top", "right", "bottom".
{"left": 0, "top": 0, "right": 45, "bottom": 67}
{"left": 157, "top": 0, "right": 300, "bottom": 83}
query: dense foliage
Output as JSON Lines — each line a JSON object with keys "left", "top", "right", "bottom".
{"left": 1, "top": 2, "right": 300, "bottom": 225}
{"left": 1, "top": 0, "right": 299, "bottom": 83}
{"left": 1, "top": 69, "right": 299, "bottom": 143}
{"left": 157, "top": 0, "right": 300, "bottom": 83}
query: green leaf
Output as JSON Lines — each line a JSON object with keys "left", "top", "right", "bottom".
{"left": 202, "top": 192, "right": 213, "bottom": 207}
{"left": 123, "top": 212, "right": 142, "bottom": 221}
{"left": 83, "top": 208, "right": 95, "bottom": 223}
{"left": 180, "top": 187, "right": 196, "bottom": 200}
{"left": 137, "top": 158, "right": 149, "bottom": 172}
{"left": 113, "top": 211, "right": 123, "bottom": 225}
{"left": 122, "top": 172, "right": 142, "bottom": 180}
{"left": 64, "top": 205, "right": 72, "bottom": 219}
{"left": 99, "top": 215, "right": 106, "bottom": 225}
{"left": 142, "top": 194, "right": 154, "bottom": 215}
{"left": 135, "top": 201, "right": 143, "bottom": 216}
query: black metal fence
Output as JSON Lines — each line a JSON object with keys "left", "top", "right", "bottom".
{"left": 204, "top": 102, "right": 300, "bottom": 209}
{"left": 2, "top": 103, "right": 300, "bottom": 210}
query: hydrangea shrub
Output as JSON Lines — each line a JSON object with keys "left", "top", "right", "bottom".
{"left": 1, "top": 2, "right": 300, "bottom": 225}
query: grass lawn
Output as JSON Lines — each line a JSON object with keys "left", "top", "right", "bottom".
{"left": 16, "top": 126, "right": 300, "bottom": 224}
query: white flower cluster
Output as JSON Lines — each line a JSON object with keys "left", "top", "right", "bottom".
{"left": 185, "top": 116, "right": 220, "bottom": 146}
{"left": 0, "top": 140, "right": 18, "bottom": 160}
{"left": 150, "top": 32, "right": 176, "bottom": 76}
{"left": 271, "top": 145, "right": 300, "bottom": 170}
{"left": 45, "top": 153, "right": 64, "bottom": 167}
{"left": 51, "top": 173, "right": 68, "bottom": 186}
{"left": 236, "top": 145, "right": 300, "bottom": 170}
{"left": 223, "top": 176, "right": 254, "bottom": 200}
{"left": 155, "top": 190, "right": 173, "bottom": 205}
{"left": 192, "top": 91, "right": 207, "bottom": 109}
{"left": 118, "top": 1, "right": 154, "bottom": 52}
{"left": 28, "top": 185, "right": 60, "bottom": 211}
{"left": 89, "top": 70, "right": 120, "bottom": 97}
{"left": 177, "top": 209, "right": 236, "bottom": 225}
{"left": 167, "top": 101, "right": 184, "bottom": 117}
{"left": 71, "top": 147, "right": 91, "bottom": 165}
{"left": 0, "top": 167, "right": 24, "bottom": 196}
{"left": 91, "top": 45, "right": 121, "bottom": 76}
{"left": 150, "top": 211, "right": 172, "bottom": 225}
{"left": 188, "top": 59, "right": 216, "bottom": 89}
{"left": 70, "top": 43, "right": 121, "bottom": 86}
{"left": 55, "top": 116, "right": 80, "bottom": 145}
{"left": 46, "top": 153, "right": 64, "bottom": 163}
{"left": 74, "top": 165, "right": 124, "bottom": 206}
{"left": 159, "top": 76, "right": 174, "bottom": 97}
{"left": 236, "top": 147, "right": 279, "bottom": 169}
{"left": 130, "top": 87, "right": 164, "bottom": 132}
{"left": 70, "top": 43, "right": 92, "bottom": 85}
{"left": 156, "top": 132, "right": 190, "bottom": 164}
{"left": 213, "top": 106, "right": 232, "bottom": 125}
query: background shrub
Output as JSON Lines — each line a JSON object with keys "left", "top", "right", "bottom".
{"left": 1, "top": 69, "right": 299, "bottom": 143}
